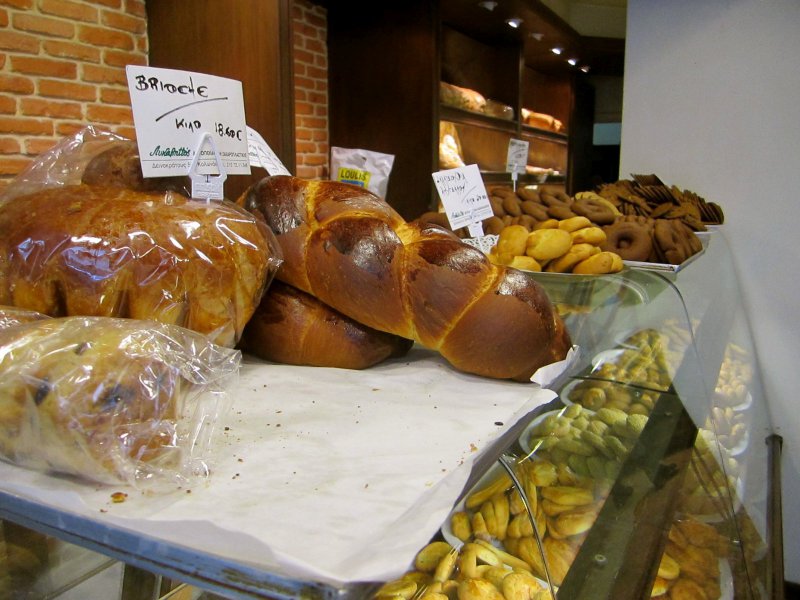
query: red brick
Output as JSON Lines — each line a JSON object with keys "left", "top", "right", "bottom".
{"left": 295, "top": 102, "right": 313, "bottom": 116}
{"left": 99, "top": 86, "right": 130, "bottom": 105}
{"left": 295, "top": 128, "right": 312, "bottom": 141}
{"left": 112, "top": 124, "right": 136, "bottom": 139}
{"left": 85, "top": 0, "right": 121, "bottom": 7}
{"left": 55, "top": 121, "right": 85, "bottom": 136}
{"left": 13, "top": 13, "right": 75, "bottom": 38}
{"left": 0, "top": 74, "right": 35, "bottom": 95}
{"left": 82, "top": 64, "right": 127, "bottom": 85}
{"left": 20, "top": 97, "right": 82, "bottom": 119}
{"left": 0, "top": 30, "right": 41, "bottom": 54}
{"left": 0, "top": 137, "right": 21, "bottom": 153}
{"left": 0, "top": 156, "right": 33, "bottom": 176}
{"left": 124, "top": 0, "right": 145, "bottom": 18}
{"left": 0, "top": 8, "right": 8, "bottom": 27}
{"left": 0, "top": 55, "right": 4, "bottom": 69}
{"left": 86, "top": 103, "right": 132, "bottom": 124}
{"left": 307, "top": 65, "right": 326, "bottom": 80}
{"left": 295, "top": 76, "right": 315, "bottom": 90}
{"left": 101, "top": 9, "right": 144, "bottom": 34}
{"left": 294, "top": 48, "right": 313, "bottom": 65}
{"left": 296, "top": 140, "right": 316, "bottom": 153}
{"left": 43, "top": 40, "right": 101, "bottom": 63}
{"left": 307, "top": 90, "right": 326, "bottom": 105}
{"left": 315, "top": 54, "right": 327, "bottom": 69}
{"left": 38, "top": 78, "right": 96, "bottom": 101}
{"left": 40, "top": 0, "right": 98, "bottom": 23}
{"left": 78, "top": 24, "right": 134, "bottom": 50}
{"left": 136, "top": 35, "right": 148, "bottom": 54}
{"left": 294, "top": 63, "right": 306, "bottom": 77}
{"left": 0, "top": 0, "right": 33, "bottom": 8}
{"left": 0, "top": 116, "right": 54, "bottom": 136}
{"left": 25, "top": 137, "right": 59, "bottom": 155}
{"left": 11, "top": 56, "right": 77, "bottom": 79}
{"left": 297, "top": 115, "right": 326, "bottom": 130}
{"left": 306, "top": 38, "right": 325, "bottom": 54}
{"left": 103, "top": 48, "right": 146, "bottom": 68}
{"left": 0, "top": 95, "right": 16, "bottom": 114}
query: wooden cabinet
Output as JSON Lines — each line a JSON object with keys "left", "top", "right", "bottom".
{"left": 328, "top": 0, "right": 591, "bottom": 221}
{"left": 145, "top": 0, "right": 295, "bottom": 203}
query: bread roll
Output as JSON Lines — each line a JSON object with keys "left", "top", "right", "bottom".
{"left": 81, "top": 141, "right": 191, "bottom": 196}
{"left": 240, "top": 176, "right": 571, "bottom": 381}
{"left": 0, "top": 316, "right": 239, "bottom": 485}
{"left": 240, "top": 281, "right": 412, "bottom": 369}
{"left": 0, "top": 184, "right": 276, "bottom": 347}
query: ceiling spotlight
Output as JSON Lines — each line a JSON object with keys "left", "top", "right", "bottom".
{"left": 567, "top": 58, "right": 577, "bottom": 66}
{"left": 505, "top": 17, "right": 523, "bottom": 28}
{"left": 551, "top": 47, "right": 563, "bottom": 55}
{"left": 529, "top": 32, "right": 544, "bottom": 41}
{"left": 478, "top": 1, "right": 497, "bottom": 10}
{"left": 580, "top": 65, "right": 591, "bottom": 73}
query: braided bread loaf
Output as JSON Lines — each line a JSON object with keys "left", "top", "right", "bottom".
{"left": 240, "top": 176, "right": 571, "bottom": 381}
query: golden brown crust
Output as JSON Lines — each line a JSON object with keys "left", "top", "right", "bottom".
{"left": 240, "top": 281, "right": 412, "bottom": 369}
{"left": 0, "top": 184, "right": 274, "bottom": 347}
{"left": 240, "top": 176, "right": 571, "bottom": 381}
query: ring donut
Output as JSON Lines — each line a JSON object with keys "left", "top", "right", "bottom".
{"left": 572, "top": 197, "right": 616, "bottom": 225}
{"left": 601, "top": 221, "right": 653, "bottom": 262}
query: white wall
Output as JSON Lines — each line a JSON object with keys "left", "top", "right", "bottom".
{"left": 620, "top": 0, "right": 800, "bottom": 583}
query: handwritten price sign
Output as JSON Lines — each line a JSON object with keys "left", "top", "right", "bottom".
{"left": 126, "top": 66, "right": 250, "bottom": 178}
{"left": 432, "top": 164, "right": 493, "bottom": 231}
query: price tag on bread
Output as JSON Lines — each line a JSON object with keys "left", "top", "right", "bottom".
{"left": 432, "top": 164, "right": 493, "bottom": 235}
{"left": 126, "top": 65, "right": 250, "bottom": 179}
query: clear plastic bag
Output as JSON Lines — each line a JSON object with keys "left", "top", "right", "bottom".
{"left": 0, "top": 316, "right": 240, "bottom": 489}
{"left": 0, "top": 127, "right": 283, "bottom": 348}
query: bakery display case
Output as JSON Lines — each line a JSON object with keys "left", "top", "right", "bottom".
{"left": 0, "top": 223, "right": 778, "bottom": 599}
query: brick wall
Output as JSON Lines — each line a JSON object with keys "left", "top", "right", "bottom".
{"left": 0, "top": 0, "right": 148, "bottom": 192}
{"left": 292, "top": 0, "right": 328, "bottom": 180}
{"left": 0, "top": 0, "right": 331, "bottom": 192}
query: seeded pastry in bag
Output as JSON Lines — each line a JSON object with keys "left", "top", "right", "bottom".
{"left": 239, "top": 176, "right": 571, "bottom": 381}
{"left": 0, "top": 315, "right": 239, "bottom": 488}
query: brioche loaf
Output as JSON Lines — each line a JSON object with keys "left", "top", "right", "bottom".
{"left": 0, "top": 184, "right": 276, "bottom": 347}
{"left": 0, "top": 316, "right": 239, "bottom": 485}
{"left": 240, "top": 280, "right": 412, "bottom": 369}
{"left": 240, "top": 176, "right": 571, "bottom": 381}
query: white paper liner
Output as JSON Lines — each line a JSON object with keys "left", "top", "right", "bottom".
{"left": 0, "top": 346, "right": 560, "bottom": 586}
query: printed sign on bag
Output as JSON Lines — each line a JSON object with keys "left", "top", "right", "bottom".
{"left": 126, "top": 66, "right": 250, "bottom": 178}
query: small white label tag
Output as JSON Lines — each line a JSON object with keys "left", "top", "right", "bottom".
{"left": 247, "top": 126, "right": 291, "bottom": 175}
{"left": 431, "top": 164, "right": 493, "bottom": 231}
{"left": 126, "top": 65, "right": 250, "bottom": 178}
{"left": 506, "top": 139, "right": 529, "bottom": 175}
{"left": 189, "top": 133, "right": 226, "bottom": 201}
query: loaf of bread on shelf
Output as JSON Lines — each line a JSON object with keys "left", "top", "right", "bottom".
{"left": 0, "top": 184, "right": 277, "bottom": 347}
{"left": 240, "top": 280, "right": 413, "bottom": 369}
{"left": 0, "top": 316, "right": 240, "bottom": 485}
{"left": 81, "top": 140, "right": 191, "bottom": 196}
{"left": 239, "top": 176, "right": 571, "bottom": 381}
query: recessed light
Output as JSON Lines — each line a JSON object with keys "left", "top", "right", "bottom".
{"left": 506, "top": 18, "right": 522, "bottom": 28}
{"left": 529, "top": 32, "right": 544, "bottom": 41}
{"left": 580, "top": 65, "right": 591, "bottom": 73}
{"left": 478, "top": 1, "right": 497, "bottom": 10}
{"left": 551, "top": 47, "right": 563, "bottom": 55}
{"left": 567, "top": 58, "right": 577, "bottom": 66}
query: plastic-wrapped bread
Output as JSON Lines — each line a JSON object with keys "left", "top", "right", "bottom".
{"left": 239, "top": 176, "right": 571, "bottom": 382}
{"left": 240, "top": 280, "right": 412, "bottom": 369}
{"left": 0, "top": 184, "right": 279, "bottom": 347}
{"left": 0, "top": 316, "right": 239, "bottom": 487}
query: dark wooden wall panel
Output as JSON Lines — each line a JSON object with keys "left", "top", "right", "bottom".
{"left": 146, "top": 0, "right": 294, "bottom": 202}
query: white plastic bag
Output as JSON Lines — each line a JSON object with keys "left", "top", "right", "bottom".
{"left": 330, "top": 146, "right": 394, "bottom": 198}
